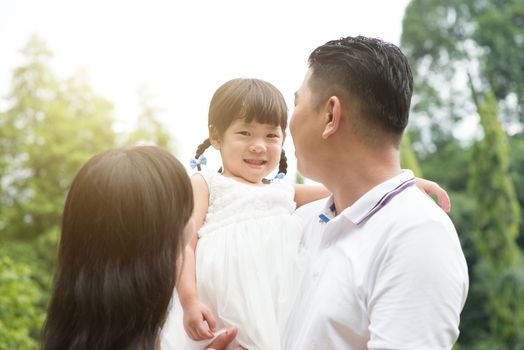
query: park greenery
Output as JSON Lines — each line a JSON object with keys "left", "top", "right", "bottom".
{"left": 1, "top": 0, "right": 523, "bottom": 348}
{"left": 0, "top": 36, "right": 172, "bottom": 348}
{"left": 401, "top": 0, "right": 524, "bottom": 348}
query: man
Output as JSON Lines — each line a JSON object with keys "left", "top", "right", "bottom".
{"left": 282, "top": 36, "right": 469, "bottom": 349}
{"left": 212, "top": 35, "right": 468, "bottom": 350}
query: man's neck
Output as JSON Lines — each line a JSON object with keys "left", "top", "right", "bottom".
{"left": 325, "top": 148, "right": 401, "bottom": 215}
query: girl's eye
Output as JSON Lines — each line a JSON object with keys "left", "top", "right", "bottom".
{"left": 237, "top": 131, "right": 250, "bottom": 136}
{"left": 267, "top": 133, "right": 279, "bottom": 139}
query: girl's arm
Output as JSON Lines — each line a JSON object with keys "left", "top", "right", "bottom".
{"left": 176, "top": 173, "right": 217, "bottom": 340}
{"left": 294, "top": 184, "right": 331, "bottom": 208}
{"left": 294, "top": 178, "right": 451, "bottom": 212}
{"left": 415, "top": 177, "right": 451, "bottom": 213}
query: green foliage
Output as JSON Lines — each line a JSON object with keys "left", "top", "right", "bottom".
{"left": 469, "top": 93, "right": 520, "bottom": 270}
{"left": 473, "top": 0, "right": 524, "bottom": 114}
{"left": 401, "top": 0, "right": 524, "bottom": 147}
{"left": 0, "top": 257, "right": 43, "bottom": 350}
{"left": 0, "top": 35, "right": 180, "bottom": 348}
{"left": 418, "top": 139, "right": 471, "bottom": 193}
{"left": 0, "top": 35, "right": 116, "bottom": 240}
{"left": 508, "top": 134, "right": 524, "bottom": 248}
{"left": 401, "top": 0, "right": 524, "bottom": 347}
{"left": 466, "top": 92, "right": 523, "bottom": 347}
{"left": 0, "top": 228, "right": 59, "bottom": 297}
{"left": 401, "top": 0, "right": 477, "bottom": 146}
{"left": 400, "top": 132, "right": 423, "bottom": 177}
{"left": 490, "top": 263, "right": 524, "bottom": 347}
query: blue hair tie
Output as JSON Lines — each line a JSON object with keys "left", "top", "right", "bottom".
{"left": 190, "top": 155, "right": 207, "bottom": 170}
{"left": 274, "top": 172, "right": 285, "bottom": 180}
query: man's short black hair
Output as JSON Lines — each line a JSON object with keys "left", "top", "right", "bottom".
{"left": 308, "top": 36, "right": 413, "bottom": 144}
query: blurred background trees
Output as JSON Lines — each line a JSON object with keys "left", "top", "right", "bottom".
{"left": 1, "top": 0, "right": 523, "bottom": 347}
{"left": 0, "top": 257, "right": 43, "bottom": 349}
{"left": 401, "top": 0, "right": 524, "bottom": 348}
{"left": 0, "top": 36, "right": 173, "bottom": 348}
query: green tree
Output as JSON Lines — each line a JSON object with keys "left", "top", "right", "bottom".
{"left": 401, "top": 0, "right": 524, "bottom": 148}
{"left": 0, "top": 35, "right": 58, "bottom": 238}
{"left": 0, "top": 227, "right": 59, "bottom": 301}
{"left": 400, "top": 3, "right": 524, "bottom": 344}
{"left": 0, "top": 36, "right": 118, "bottom": 346}
{"left": 470, "top": 93, "right": 520, "bottom": 273}
{"left": 400, "top": 131, "right": 422, "bottom": 177}
{"left": 473, "top": 0, "right": 524, "bottom": 122}
{"left": 0, "top": 257, "right": 43, "bottom": 350}
{"left": 0, "top": 35, "right": 116, "bottom": 240}
{"left": 509, "top": 134, "right": 524, "bottom": 248}
{"left": 467, "top": 92, "right": 523, "bottom": 347}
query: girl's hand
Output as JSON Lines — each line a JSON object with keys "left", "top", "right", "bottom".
{"left": 415, "top": 177, "right": 451, "bottom": 213}
{"left": 183, "top": 300, "right": 217, "bottom": 340}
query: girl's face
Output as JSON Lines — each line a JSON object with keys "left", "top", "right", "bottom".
{"left": 211, "top": 119, "right": 284, "bottom": 184}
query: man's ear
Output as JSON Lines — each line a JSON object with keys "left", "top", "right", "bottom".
{"left": 209, "top": 125, "right": 221, "bottom": 149}
{"left": 322, "top": 96, "right": 342, "bottom": 139}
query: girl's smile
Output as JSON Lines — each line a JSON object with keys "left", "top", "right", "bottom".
{"left": 244, "top": 158, "right": 267, "bottom": 167}
{"left": 212, "top": 119, "right": 283, "bottom": 184}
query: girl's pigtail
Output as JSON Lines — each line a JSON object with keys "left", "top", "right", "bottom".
{"left": 194, "top": 138, "right": 211, "bottom": 171}
{"left": 278, "top": 149, "right": 287, "bottom": 175}
{"left": 195, "top": 138, "right": 211, "bottom": 159}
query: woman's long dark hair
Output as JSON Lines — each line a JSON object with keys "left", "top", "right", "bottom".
{"left": 42, "top": 146, "right": 193, "bottom": 350}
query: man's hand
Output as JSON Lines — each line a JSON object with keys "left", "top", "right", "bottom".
{"left": 183, "top": 300, "right": 217, "bottom": 340}
{"left": 206, "top": 327, "right": 244, "bottom": 350}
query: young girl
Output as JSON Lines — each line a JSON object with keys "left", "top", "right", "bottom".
{"left": 161, "top": 78, "right": 450, "bottom": 350}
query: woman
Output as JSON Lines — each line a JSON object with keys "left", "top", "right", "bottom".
{"left": 42, "top": 146, "right": 237, "bottom": 350}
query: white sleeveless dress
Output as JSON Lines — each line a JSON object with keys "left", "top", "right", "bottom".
{"left": 161, "top": 170, "right": 304, "bottom": 350}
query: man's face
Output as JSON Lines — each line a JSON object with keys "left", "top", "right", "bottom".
{"left": 290, "top": 69, "right": 323, "bottom": 180}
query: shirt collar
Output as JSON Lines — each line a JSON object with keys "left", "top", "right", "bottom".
{"left": 318, "top": 201, "right": 336, "bottom": 223}
{"left": 318, "top": 170, "right": 416, "bottom": 225}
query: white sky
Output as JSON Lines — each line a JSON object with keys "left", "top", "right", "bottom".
{"left": 0, "top": 0, "right": 410, "bottom": 178}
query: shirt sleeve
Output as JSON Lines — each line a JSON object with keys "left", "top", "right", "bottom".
{"left": 366, "top": 219, "right": 469, "bottom": 349}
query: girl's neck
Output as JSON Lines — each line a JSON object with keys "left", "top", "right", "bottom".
{"left": 219, "top": 172, "right": 268, "bottom": 186}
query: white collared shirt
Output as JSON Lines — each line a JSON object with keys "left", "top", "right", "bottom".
{"left": 284, "top": 170, "right": 469, "bottom": 350}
